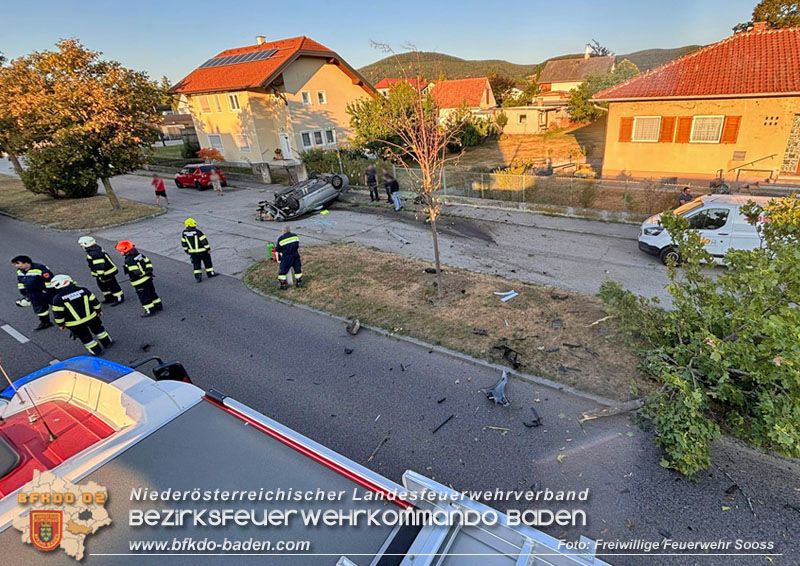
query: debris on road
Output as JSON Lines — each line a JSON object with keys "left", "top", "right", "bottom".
{"left": 367, "top": 434, "right": 390, "bottom": 463}
{"left": 485, "top": 426, "right": 510, "bottom": 433}
{"left": 587, "top": 315, "right": 614, "bottom": 327}
{"left": 552, "top": 319, "right": 564, "bottom": 330}
{"left": 492, "top": 344, "right": 523, "bottom": 369}
{"left": 578, "top": 399, "right": 645, "bottom": 423}
{"left": 344, "top": 348, "right": 353, "bottom": 355}
{"left": 550, "top": 291, "right": 569, "bottom": 301}
{"left": 423, "top": 268, "right": 440, "bottom": 274}
{"left": 558, "top": 365, "right": 582, "bottom": 373}
{"left": 472, "top": 328, "right": 488, "bottom": 336}
{"left": 437, "top": 397, "right": 446, "bottom": 404}
{"left": 140, "top": 343, "right": 151, "bottom": 352}
{"left": 345, "top": 319, "right": 361, "bottom": 335}
{"left": 545, "top": 348, "right": 560, "bottom": 353}
{"left": 494, "top": 290, "right": 519, "bottom": 302}
{"left": 523, "top": 407, "right": 543, "bottom": 428}
{"left": 432, "top": 414, "right": 455, "bottom": 434}
{"left": 387, "top": 229, "right": 411, "bottom": 245}
{"left": 481, "top": 370, "right": 511, "bottom": 406}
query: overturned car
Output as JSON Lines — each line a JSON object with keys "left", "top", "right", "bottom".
{"left": 257, "top": 173, "right": 348, "bottom": 221}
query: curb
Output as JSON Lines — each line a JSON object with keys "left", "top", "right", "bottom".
{"left": 0, "top": 206, "right": 167, "bottom": 233}
{"left": 241, "top": 277, "right": 625, "bottom": 408}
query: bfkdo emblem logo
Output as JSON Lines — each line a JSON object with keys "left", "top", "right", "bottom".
{"left": 30, "top": 510, "right": 63, "bottom": 551}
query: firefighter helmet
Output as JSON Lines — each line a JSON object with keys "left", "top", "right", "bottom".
{"left": 78, "top": 236, "right": 96, "bottom": 248}
{"left": 116, "top": 240, "right": 135, "bottom": 254}
{"left": 51, "top": 274, "right": 74, "bottom": 289}
{"left": 184, "top": 218, "right": 197, "bottom": 227}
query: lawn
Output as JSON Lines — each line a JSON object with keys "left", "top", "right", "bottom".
{"left": 147, "top": 144, "right": 185, "bottom": 159}
{"left": 457, "top": 119, "right": 607, "bottom": 170}
{"left": 0, "top": 174, "right": 162, "bottom": 230}
{"left": 244, "top": 245, "right": 650, "bottom": 401}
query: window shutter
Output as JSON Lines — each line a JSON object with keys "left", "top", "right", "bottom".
{"left": 675, "top": 116, "right": 693, "bottom": 143}
{"left": 721, "top": 116, "right": 741, "bottom": 144}
{"left": 619, "top": 117, "right": 634, "bottom": 142}
{"left": 659, "top": 117, "right": 676, "bottom": 142}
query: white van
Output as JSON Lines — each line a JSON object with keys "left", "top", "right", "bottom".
{"left": 638, "top": 195, "right": 771, "bottom": 265}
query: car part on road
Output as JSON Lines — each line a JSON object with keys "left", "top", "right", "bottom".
{"left": 387, "top": 229, "right": 411, "bottom": 245}
{"left": 492, "top": 344, "right": 523, "bottom": 369}
{"left": 481, "top": 370, "right": 511, "bottom": 407}
{"left": 345, "top": 319, "right": 361, "bottom": 335}
{"left": 523, "top": 407, "right": 543, "bottom": 428}
{"left": 431, "top": 413, "right": 455, "bottom": 434}
{"left": 256, "top": 173, "right": 348, "bottom": 221}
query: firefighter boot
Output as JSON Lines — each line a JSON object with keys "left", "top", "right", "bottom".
{"left": 295, "top": 279, "right": 303, "bottom": 288}
{"left": 279, "top": 281, "right": 288, "bottom": 290}
{"left": 34, "top": 317, "right": 54, "bottom": 331}
{"left": 97, "top": 331, "right": 113, "bottom": 349}
{"left": 111, "top": 296, "right": 124, "bottom": 307}
{"left": 195, "top": 273, "right": 203, "bottom": 283}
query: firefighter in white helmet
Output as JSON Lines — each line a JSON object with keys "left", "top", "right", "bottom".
{"left": 50, "top": 274, "right": 113, "bottom": 355}
{"left": 78, "top": 236, "right": 124, "bottom": 306}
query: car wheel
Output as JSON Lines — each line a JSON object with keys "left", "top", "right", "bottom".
{"left": 175, "top": 180, "right": 184, "bottom": 188}
{"left": 195, "top": 181, "right": 203, "bottom": 190}
{"left": 659, "top": 246, "right": 681, "bottom": 265}
{"left": 330, "top": 175, "right": 344, "bottom": 189}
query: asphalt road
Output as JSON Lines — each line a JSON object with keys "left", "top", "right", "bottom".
{"left": 0, "top": 216, "right": 797, "bottom": 565}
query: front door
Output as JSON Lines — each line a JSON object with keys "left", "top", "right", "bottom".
{"left": 279, "top": 133, "right": 293, "bottom": 160}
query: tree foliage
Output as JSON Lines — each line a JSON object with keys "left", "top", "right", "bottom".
{"left": 501, "top": 76, "right": 540, "bottom": 107}
{"left": 196, "top": 148, "right": 225, "bottom": 162}
{"left": 487, "top": 70, "right": 517, "bottom": 104}
{"left": 588, "top": 39, "right": 613, "bottom": 57}
{"left": 735, "top": 1, "right": 800, "bottom": 31}
{"left": 567, "top": 59, "right": 640, "bottom": 122}
{"left": 0, "top": 39, "right": 160, "bottom": 209}
{"left": 600, "top": 196, "right": 800, "bottom": 476}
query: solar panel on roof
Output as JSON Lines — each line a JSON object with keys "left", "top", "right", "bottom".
{"left": 197, "top": 48, "right": 278, "bottom": 70}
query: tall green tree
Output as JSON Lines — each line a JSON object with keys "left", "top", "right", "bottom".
{"left": 1, "top": 40, "right": 160, "bottom": 210}
{"left": 735, "top": 1, "right": 800, "bottom": 31}
{"left": 567, "top": 59, "right": 640, "bottom": 122}
{"left": 487, "top": 70, "right": 516, "bottom": 105}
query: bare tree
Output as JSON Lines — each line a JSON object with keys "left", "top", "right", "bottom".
{"left": 370, "top": 43, "right": 467, "bottom": 298}
{"left": 589, "top": 39, "right": 614, "bottom": 57}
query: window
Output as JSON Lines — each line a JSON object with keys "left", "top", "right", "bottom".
{"left": 227, "top": 94, "right": 241, "bottom": 112}
{"left": 690, "top": 116, "right": 724, "bottom": 143}
{"left": 213, "top": 95, "right": 223, "bottom": 112}
{"left": 313, "top": 131, "right": 323, "bottom": 146}
{"left": 200, "top": 165, "right": 217, "bottom": 173}
{"left": 198, "top": 96, "right": 211, "bottom": 113}
{"left": 325, "top": 128, "right": 336, "bottom": 145}
{"left": 632, "top": 116, "right": 661, "bottom": 142}
{"left": 317, "top": 91, "right": 327, "bottom": 105}
{"left": 301, "top": 91, "right": 311, "bottom": 106}
{"left": 519, "top": 114, "right": 527, "bottom": 124}
{"left": 688, "top": 208, "right": 729, "bottom": 231}
{"left": 235, "top": 134, "right": 251, "bottom": 152}
{"left": 207, "top": 134, "right": 224, "bottom": 152}
{"left": 301, "top": 132, "right": 313, "bottom": 149}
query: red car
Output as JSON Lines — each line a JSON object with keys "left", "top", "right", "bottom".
{"left": 174, "top": 164, "right": 227, "bottom": 190}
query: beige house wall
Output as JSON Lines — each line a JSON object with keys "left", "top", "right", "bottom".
{"left": 548, "top": 80, "right": 583, "bottom": 93}
{"left": 501, "top": 107, "right": 546, "bottom": 135}
{"left": 188, "top": 91, "right": 263, "bottom": 163}
{"left": 602, "top": 97, "right": 800, "bottom": 181}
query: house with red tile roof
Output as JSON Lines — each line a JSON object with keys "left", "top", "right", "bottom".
{"left": 373, "top": 77, "right": 432, "bottom": 97}
{"left": 593, "top": 23, "right": 800, "bottom": 183}
{"left": 430, "top": 78, "right": 496, "bottom": 118}
{"left": 169, "top": 35, "right": 375, "bottom": 165}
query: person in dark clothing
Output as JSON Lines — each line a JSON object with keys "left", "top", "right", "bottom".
{"left": 11, "top": 255, "right": 54, "bottom": 330}
{"left": 50, "top": 274, "right": 112, "bottom": 355}
{"left": 365, "top": 165, "right": 379, "bottom": 202}
{"left": 78, "top": 236, "right": 124, "bottom": 306}
{"left": 382, "top": 168, "right": 393, "bottom": 202}
{"left": 383, "top": 173, "right": 402, "bottom": 211}
{"left": 678, "top": 187, "right": 694, "bottom": 206}
{"left": 181, "top": 218, "right": 217, "bottom": 282}
{"left": 115, "top": 240, "right": 163, "bottom": 317}
{"left": 276, "top": 226, "right": 302, "bottom": 290}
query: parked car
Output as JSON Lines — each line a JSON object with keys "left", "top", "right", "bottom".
{"left": 174, "top": 164, "right": 227, "bottom": 190}
{"left": 638, "top": 194, "right": 771, "bottom": 265}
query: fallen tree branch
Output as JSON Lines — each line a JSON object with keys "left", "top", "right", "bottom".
{"left": 578, "top": 399, "right": 645, "bottom": 423}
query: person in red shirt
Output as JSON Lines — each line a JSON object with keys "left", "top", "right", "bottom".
{"left": 151, "top": 174, "right": 170, "bottom": 206}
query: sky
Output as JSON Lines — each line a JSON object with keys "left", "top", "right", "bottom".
{"left": 1, "top": 0, "right": 757, "bottom": 82}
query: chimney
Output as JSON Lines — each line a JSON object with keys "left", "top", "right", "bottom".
{"left": 256, "top": 35, "right": 266, "bottom": 45}
{"left": 584, "top": 44, "right": 592, "bottom": 59}
{"left": 751, "top": 21, "right": 769, "bottom": 32}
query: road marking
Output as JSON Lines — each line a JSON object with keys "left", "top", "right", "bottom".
{"left": 1, "top": 324, "right": 29, "bottom": 344}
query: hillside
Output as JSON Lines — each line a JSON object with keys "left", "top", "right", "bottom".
{"left": 358, "top": 45, "right": 702, "bottom": 83}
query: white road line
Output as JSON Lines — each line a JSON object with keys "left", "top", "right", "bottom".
{"left": 1, "top": 324, "right": 29, "bottom": 344}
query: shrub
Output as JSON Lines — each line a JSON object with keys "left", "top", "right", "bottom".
{"left": 181, "top": 141, "right": 201, "bottom": 159}
{"left": 22, "top": 139, "right": 99, "bottom": 198}
{"left": 600, "top": 196, "right": 800, "bottom": 476}
{"left": 196, "top": 148, "right": 224, "bottom": 162}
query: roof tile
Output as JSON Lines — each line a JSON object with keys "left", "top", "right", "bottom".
{"left": 431, "top": 78, "right": 491, "bottom": 108}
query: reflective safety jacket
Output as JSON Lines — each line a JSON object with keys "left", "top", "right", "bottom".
{"left": 51, "top": 284, "right": 100, "bottom": 327}
{"left": 181, "top": 227, "right": 211, "bottom": 255}
{"left": 276, "top": 232, "right": 299, "bottom": 256}
{"left": 123, "top": 249, "right": 154, "bottom": 287}
{"left": 17, "top": 262, "right": 54, "bottom": 302}
{"left": 85, "top": 244, "right": 118, "bottom": 279}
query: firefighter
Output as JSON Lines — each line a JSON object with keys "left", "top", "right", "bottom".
{"left": 11, "top": 255, "right": 55, "bottom": 330}
{"left": 50, "top": 274, "right": 112, "bottom": 355}
{"left": 276, "top": 226, "right": 302, "bottom": 290}
{"left": 115, "top": 240, "right": 163, "bottom": 317}
{"left": 181, "top": 218, "right": 218, "bottom": 282}
{"left": 78, "top": 236, "right": 124, "bottom": 306}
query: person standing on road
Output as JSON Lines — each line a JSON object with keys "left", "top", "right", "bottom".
{"left": 116, "top": 240, "right": 163, "bottom": 317}
{"left": 384, "top": 173, "right": 402, "bottom": 211}
{"left": 50, "top": 274, "right": 113, "bottom": 356}
{"left": 210, "top": 168, "right": 223, "bottom": 196}
{"left": 276, "top": 226, "right": 302, "bottom": 290}
{"left": 152, "top": 174, "right": 170, "bottom": 206}
{"left": 381, "top": 168, "right": 393, "bottom": 202}
{"left": 678, "top": 187, "right": 693, "bottom": 206}
{"left": 11, "top": 255, "right": 55, "bottom": 331}
{"left": 78, "top": 236, "right": 124, "bottom": 306}
{"left": 365, "top": 165, "right": 379, "bottom": 202}
{"left": 181, "top": 218, "right": 218, "bottom": 282}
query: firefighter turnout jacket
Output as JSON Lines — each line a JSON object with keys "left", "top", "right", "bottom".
{"left": 181, "top": 227, "right": 211, "bottom": 255}
{"left": 85, "top": 245, "right": 118, "bottom": 279}
{"left": 17, "top": 263, "right": 54, "bottom": 305}
{"left": 276, "top": 232, "right": 300, "bottom": 255}
{"left": 123, "top": 249, "right": 154, "bottom": 287}
{"left": 52, "top": 285, "right": 101, "bottom": 327}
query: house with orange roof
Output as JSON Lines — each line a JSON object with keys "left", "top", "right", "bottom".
{"left": 169, "top": 35, "right": 375, "bottom": 166}
{"left": 430, "top": 78, "right": 496, "bottom": 119}
{"left": 373, "top": 77, "right": 432, "bottom": 97}
{"left": 594, "top": 23, "right": 800, "bottom": 184}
